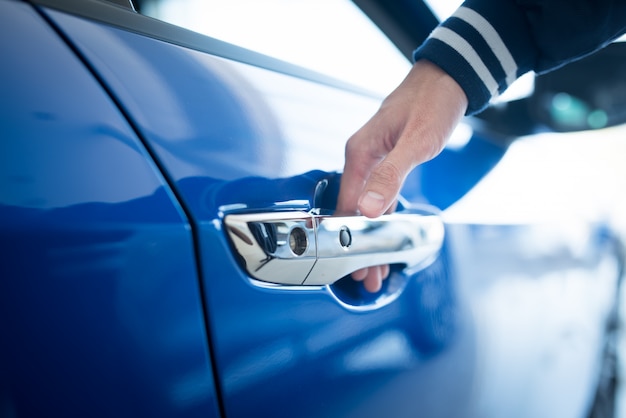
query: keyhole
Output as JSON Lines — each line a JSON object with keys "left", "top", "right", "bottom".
{"left": 289, "top": 227, "right": 308, "bottom": 256}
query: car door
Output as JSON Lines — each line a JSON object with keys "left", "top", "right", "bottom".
{"left": 0, "top": 1, "right": 220, "bottom": 417}
{"left": 28, "top": 1, "right": 625, "bottom": 418}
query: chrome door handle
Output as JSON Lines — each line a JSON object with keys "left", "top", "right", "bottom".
{"left": 224, "top": 211, "right": 444, "bottom": 286}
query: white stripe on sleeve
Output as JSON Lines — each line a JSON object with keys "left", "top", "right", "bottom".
{"left": 455, "top": 6, "right": 518, "bottom": 87}
{"left": 430, "top": 26, "right": 500, "bottom": 96}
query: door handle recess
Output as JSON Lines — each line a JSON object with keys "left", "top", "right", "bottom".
{"left": 224, "top": 211, "right": 444, "bottom": 286}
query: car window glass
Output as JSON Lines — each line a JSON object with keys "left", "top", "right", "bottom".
{"left": 138, "top": 0, "right": 411, "bottom": 96}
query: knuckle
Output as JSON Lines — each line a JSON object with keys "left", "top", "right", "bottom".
{"left": 344, "top": 135, "right": 364, "bottom": 160}
{"left": 371, "top": 160, "right": 403, "bottom": 189}
{"left": 344, "top": 136, "right": 356, "bottom": 154}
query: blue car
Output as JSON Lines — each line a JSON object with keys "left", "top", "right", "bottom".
{"left": 2, "top": 0, "right": 625, "bottom": 417}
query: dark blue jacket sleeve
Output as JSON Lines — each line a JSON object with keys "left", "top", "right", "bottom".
{"left": 414, "top": 0, "right": 626, "bottom": 115}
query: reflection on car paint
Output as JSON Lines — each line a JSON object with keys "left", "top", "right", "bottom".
{"left": 0, "top": 3, "right": 220, "bottom": 416}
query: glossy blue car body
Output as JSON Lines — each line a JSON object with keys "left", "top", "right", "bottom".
{"left": 1, "top": 0, "right": 623, "bottom": 417}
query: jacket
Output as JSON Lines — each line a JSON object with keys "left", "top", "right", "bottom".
{"left": 414, "top": 0, "right": 626, "bottom": 114}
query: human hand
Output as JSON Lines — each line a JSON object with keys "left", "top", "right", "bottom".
{"left": 336, "top": 60, "right": 467, "bottom": 292}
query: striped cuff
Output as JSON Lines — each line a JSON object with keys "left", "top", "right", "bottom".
{"left": 414, "top": 2, "right": 534, "bottom": 115}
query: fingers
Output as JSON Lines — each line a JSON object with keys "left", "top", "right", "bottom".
{"left": 380, "top": 264, "right": 390, "bottom": 280}
{"left": 335, "top": 157, "right": 369, "bottom": 216}
{"left": 336, "top": 122, "right": 391, "bottom": 216}
{"left": 363, "top": 265, "right": 390, "bottom": 293}
{"left": 351, "top": 265, "right": 391, "bottom": 293}
{"left": 363, "top": 274, "right": 382, "bottom": 293}
{"left": 357, "top": 148, "right": 415, "bottom": 218}
{"left": 351, "top": 267, "right": 369, "bottom": 281}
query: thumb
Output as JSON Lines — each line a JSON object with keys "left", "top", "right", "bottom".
{"left": 357, "top": 149, "right": 416, "bottom": 218}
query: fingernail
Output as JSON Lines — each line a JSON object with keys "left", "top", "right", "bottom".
{"left": 359, "top": 191, "right": 385, "bottom": 214}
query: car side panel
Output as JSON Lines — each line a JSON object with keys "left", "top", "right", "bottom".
{"left": 0, "top": 2, "right": 220, "bottom": 417}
